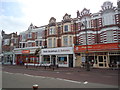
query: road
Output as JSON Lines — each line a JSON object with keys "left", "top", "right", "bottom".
{"left": 2, "top": 71, "right": 118, "bottom": 88}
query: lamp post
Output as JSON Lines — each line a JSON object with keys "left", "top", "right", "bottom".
{"left": 95, "top": 19, "right": 98, "bottom": 44}
{"left": 74, "top": 21, "right": 78, "bottom": 45}
{"left": 83, "top": 18, "right": 90, "bottom": 71}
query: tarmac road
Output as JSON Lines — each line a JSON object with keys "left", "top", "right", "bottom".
{"left": 2, "top": 71, "right": 118, "bottom": 88}
{"left": 2, "top": 65, "right": 119, "bottom": 89}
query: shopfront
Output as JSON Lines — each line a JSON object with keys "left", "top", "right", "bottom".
{"left": 40, "top": 47, "right": 75, "bottom": 67}
{"left": 74, "top": 43, "right": 120, "bottom": 68}
{"left": 2, "top": 52, "right": 13, "bottom": 64}
{"left": 14, "top": 48, "right": 39, "bottom": 65}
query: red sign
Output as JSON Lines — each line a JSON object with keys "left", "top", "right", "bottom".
{"left": 22, "top": 50, "right": 30, "bottom": 54}
{"left": 74, "top": 43, "right": 120, "bottom": 53}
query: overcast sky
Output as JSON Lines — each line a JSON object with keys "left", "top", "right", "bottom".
{"left": 0, "top": 0, "right": 117, "bottom": 34}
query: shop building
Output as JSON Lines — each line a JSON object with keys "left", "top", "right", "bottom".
{"left": 1, "top": 30, "right": 19, "bottom": 64}
{"left": 74, "top": 43, "right": 120, "bottom": 68}
{"left": 13, "top": 24, "right": 46, "bottom": 65}
{"left": 74, "top": 1, "right": 120, "bottom": 68}
{"left": 40, "top": 47, "right": 74, "bottom": 67}
{"left": 11, "top": 1, "right": 119, "bottom": 68}
{"left": 41, "top": 14, "right": 77, "bottom": 67}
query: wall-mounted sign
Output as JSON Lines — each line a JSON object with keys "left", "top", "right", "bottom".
{"left": 22, "top": 50, "right": 30, "bottom": 54}
{"left": 74, "top": 43, "right": 120, "bottom": 52}
{"left": 41, "top": 47, "right": 73, "bottom": 55}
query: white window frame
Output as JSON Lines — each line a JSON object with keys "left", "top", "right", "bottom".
{"left": 48, "top": 38, "right": 52, "bottom": 47}
{"left": 63, "top": 36, "right": 68, "bottom": 46}
{"left": 49, "top": 27, "right": 55, "bottom": 35}
{"left": 28, "top": 33, "right": 32, "bottom": 38}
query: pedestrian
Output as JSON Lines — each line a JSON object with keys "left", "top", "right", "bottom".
{"left": 117, "top": 61, "right": 120, "bottom": 69}
{"left": 91, "top": 59, "right": 94, "bottom": 67}
{"left": 10, "top": 60, "right": 13, "bottom": 65}
{"left": 111, "top": 61, "right": 115, "bottom": 70}
{"left": 20, "top": 60, "right": 23, "bottom": 65}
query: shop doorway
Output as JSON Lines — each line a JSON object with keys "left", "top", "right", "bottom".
{"left": 97, "top": 55, "right": 108, "bottom": 68}
{"left": 51, "top": 55, "right": 56, "bottom": 66}
{"left": 69, "top": 54, "right": 73, "bottom": 67}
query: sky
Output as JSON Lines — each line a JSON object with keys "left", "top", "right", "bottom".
{"left": 0, "top": 0, "right": 118, "bottom": 34}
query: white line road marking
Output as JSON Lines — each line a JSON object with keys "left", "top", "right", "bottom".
{"left": 4, "top": 72, "right": 13, "bottom": 74}
{"left": 56, "top": 78, "right": 82, "bottom": 84}
{"left": 3, "top": 71, "right": 88, "bottom": 84}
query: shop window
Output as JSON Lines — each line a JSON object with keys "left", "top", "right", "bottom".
{"left": 58, "top": 57, "right": 67, "bottom": 64}
{"left": 43, "top": 55, "right": 50, "bottom": 64}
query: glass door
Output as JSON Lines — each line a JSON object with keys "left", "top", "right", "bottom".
{"left": 97, "top": 55, "right": 107, "bottom": 68}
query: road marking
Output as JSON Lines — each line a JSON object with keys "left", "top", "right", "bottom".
{"left": 3, "top": 71, "right": 88, "bottom": 84}
{"left": 4, "top": 72, "right": 13, "bottom": 74}
{"left": 23, "top": 74, "right": 46, "bottom": 79}
{"left": 56, "top": 78, "right": 81, "bottom": 84}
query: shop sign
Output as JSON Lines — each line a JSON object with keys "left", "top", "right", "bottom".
{"left": 22, "top": 50, "right": 30, "bottom": 54}
{"left": 41, "top": 47, "right": 73, "bottom": 55}
{"left": 74, "top": 43, "right": 120, "bottom": 52}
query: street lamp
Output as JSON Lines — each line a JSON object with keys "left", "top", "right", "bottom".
{"left": 95, "top": 19, "right": 98, "bottom": 44}
{"left": 82, "top": 18, "right": 90, "bottom": 71}
{"left": 74, "top": 21, "right": 78, "bottom": 45}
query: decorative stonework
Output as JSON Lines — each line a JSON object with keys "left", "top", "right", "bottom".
{"left": 49, "top": 17, "right": 56, "bottom": 26}
{"left": 62, "top": 13, "right": 71, "bottom": 23}
{"left": 101, "top": 1, "right": 116, "bottom": 11}
{"left": 77, "top": 8, "right": 91, "bottom": 19}
{"left": 49, "top": 17, "right": 56, "bottom": 24}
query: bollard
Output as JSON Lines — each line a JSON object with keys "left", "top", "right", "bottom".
{"left": 52, "top": 66, "right": 54, "bottom": 71}
{"left": 33, "top": 84, "right": 38, "bottom": 90}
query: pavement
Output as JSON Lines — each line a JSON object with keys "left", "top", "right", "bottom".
{"left": 2, "top": 65, "right": 119, "bottom": 87}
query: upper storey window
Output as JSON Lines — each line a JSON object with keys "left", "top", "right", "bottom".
{"left": 21, "top": 34, "right": 26, "bottom": 41}
{"left": 28, "top": 33, "right": 32, "bottom": 38}
{"left": 49, "top": 27, "right": 56, "bottom": 35}
{"left": 101, "top": 1, "right": 116, "bottom": 26}
{"left": 63, "top": 24, "right": 71, "bottom": 32}
{"left": 102, "top": 13, "right": 115, "bottom": 26}
{"left": 64, "top": 25, "right": 68, "bottom": 32}
{"left": 3, "top": 39, "right": 10, "bottom": 45}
